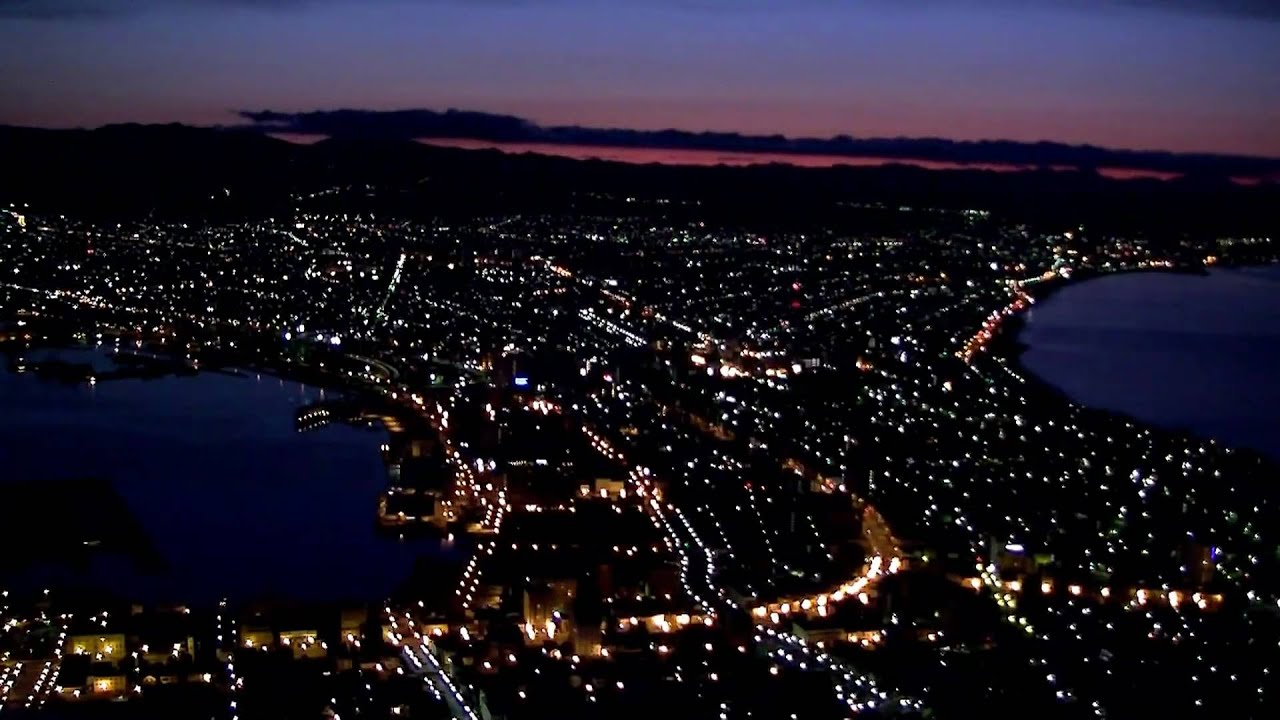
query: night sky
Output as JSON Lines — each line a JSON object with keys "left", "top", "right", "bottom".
{"left": 1, "top": 0, "right": 1278, "bottom": 156}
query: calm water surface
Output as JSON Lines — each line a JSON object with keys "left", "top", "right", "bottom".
{"left": 0, "top": 352, "right": 448, "bottom": 605}
{"left": 1019, "top": 265, "right": 1280, "bottom": 463}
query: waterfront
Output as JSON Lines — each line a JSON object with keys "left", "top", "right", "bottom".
{"left": 1019, "top": 265, "right": 1280, "bottom": 463}
{"left": 0, "top": 351, "right": 450, "bottom": 605}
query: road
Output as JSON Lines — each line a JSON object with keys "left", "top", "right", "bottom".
{"left": 861, "top": 502, "right": 902, "bottom": 559}
{"left": 756, "top": 624, "right": 922, "bottom": 716}
{"left": 401, "top": 643, "right": 480, "bottom": 720}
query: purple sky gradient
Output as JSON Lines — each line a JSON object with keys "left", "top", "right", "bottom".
{"left": 1, "top": 1, "right": 1277, "bottom": 155}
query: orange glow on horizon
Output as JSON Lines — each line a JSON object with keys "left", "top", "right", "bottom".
{"left": 416, "top": 137, "right": 1219, "bottom": 182}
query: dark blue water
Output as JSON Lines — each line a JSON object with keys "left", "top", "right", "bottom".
{"left": 1020, "top": 265, "right": 1280, "bottom": 463}
{"left": 0, "top": 352, "right": 447, "bottom": 605}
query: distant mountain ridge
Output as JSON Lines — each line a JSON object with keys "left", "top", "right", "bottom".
{"left": 239, "top": 108, "right": 1280, "bottom": 181}
{"left": 1, "top": 123, "right": 1276, "bottom": 238}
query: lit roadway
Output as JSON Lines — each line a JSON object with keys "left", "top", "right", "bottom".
{"left": 402, "top": 644, "right": 479, "bottom": 720}
{"left": 389, "top": 610, "right": 481, "bottom": 720}
{"left": 860, "top": 502, "right": 902, "bottom": 560}
{"left": 303, "top": 299, "right": 911, "bottom": 717}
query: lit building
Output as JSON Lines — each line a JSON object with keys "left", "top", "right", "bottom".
{"left": 68, "top": 634, "right": 127, "bottom": 664}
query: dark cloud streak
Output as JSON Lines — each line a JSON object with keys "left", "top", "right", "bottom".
{"left": 237, "top": 107, "right": 1280, "bottom": 178}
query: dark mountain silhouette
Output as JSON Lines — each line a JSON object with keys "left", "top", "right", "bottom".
{"left": 238, "top": 108, "right": 1280, "bottom": 181}
{"left": 1, "top": 123, "right": 1276, "bottom": 238}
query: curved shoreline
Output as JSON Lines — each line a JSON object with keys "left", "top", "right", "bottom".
{"left": 0, "top": 347, "right": 439, "bottom": 608}
{"left": 1000, "top": 262, "right": 1280, "bottom": 466}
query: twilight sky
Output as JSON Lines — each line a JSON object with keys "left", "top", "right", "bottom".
{"left": 1, "top": 0, "right": 1278, "bottom": 156}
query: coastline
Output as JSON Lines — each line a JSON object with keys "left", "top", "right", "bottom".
{"left": 997, "top": 261, "right": 1280, "bottom": 467}
{"left": 0, "top": 343, "right": 439, "bottom": 608}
